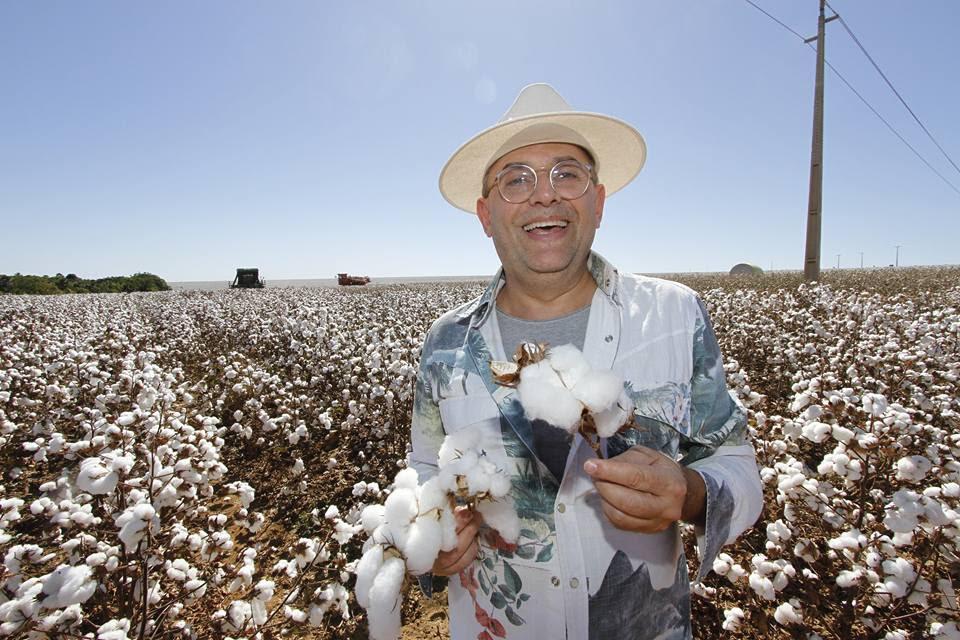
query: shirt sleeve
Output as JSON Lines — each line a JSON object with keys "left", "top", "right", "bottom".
{"left": 407, "top": 329, "right": 446, "bottom": 596}
{"left": 408, "top": 329, "right": 445, "bottom": 482}
{"left": 682, "top": 298, "right": 763, "bottom": 580}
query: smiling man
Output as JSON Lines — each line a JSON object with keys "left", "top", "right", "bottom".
{"left": 408, "top": 84, "right": 763, "bottom": 639}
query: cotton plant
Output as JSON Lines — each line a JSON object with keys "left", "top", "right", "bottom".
{"left": 354, "top": 428, "right": 519, "bottom": 640}
{"left": 490, "top": 342, "right": 632, "bottom": 455}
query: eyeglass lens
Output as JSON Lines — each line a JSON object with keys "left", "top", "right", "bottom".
{"left": 498, "top": 161, "right": 591, "bottom": 203}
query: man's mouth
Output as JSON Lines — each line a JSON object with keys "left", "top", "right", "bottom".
{"left": 522, "top": 220, "right": 569, "bottom": 232}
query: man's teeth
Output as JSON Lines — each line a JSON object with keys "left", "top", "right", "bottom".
{"left": 523, "top": 220, "right": 568, "bottom": 231}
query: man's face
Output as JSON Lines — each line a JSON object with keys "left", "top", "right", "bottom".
{"left": 476, "top": 143, "right": 605, "bottom": 281}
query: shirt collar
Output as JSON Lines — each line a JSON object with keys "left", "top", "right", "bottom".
{"left": 457, "top": 251, "right": 622, "bottom": 327}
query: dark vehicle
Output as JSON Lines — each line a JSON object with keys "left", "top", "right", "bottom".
{"left": 337, "top": 273, "right": 371, "bottom": 286}
{"left": 230, "top": 268, "right": 265, "bottom": 289}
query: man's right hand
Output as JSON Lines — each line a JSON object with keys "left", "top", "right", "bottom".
{"left": 431, "top": 506, "right": 482, "bottom": 576}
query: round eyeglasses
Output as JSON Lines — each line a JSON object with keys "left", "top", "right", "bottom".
{"left": 488, "top": 160, "right": 594, "bottom": 203}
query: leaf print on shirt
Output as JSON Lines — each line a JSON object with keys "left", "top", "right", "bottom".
{"left": 588, "top": 550, "right": 691, "bottom": 640}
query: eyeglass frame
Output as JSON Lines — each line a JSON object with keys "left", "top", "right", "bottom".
{"left": 482, "top": 158, "right": 598, "bottom": 203}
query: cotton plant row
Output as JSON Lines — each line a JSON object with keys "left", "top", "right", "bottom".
{"left": 1, "top": 270, "right": 959, "bottom": 638}
{"left": 355, "top": 427, "right": 519, "bottom": 640}
{"left": 0, "top": 285, "right": 484, "bottom": 637}
{"left": 686, "top": 277, "right": 960, "bottom": 638}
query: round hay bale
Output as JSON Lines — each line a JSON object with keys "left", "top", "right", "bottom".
{"left": 730, "top": 263, "right": 763, "bottom": 276}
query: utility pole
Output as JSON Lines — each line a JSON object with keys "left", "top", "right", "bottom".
{"left": 895, "top": 245, "right": 902, "bottom": 267}
{"left": 803, "top": 0, "right": 838, "bottom": 282}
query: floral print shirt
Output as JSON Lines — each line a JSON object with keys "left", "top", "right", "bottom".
{"left": 408, "top": 252, "right": 763, "bottom": 640}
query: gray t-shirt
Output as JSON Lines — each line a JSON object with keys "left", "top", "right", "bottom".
{"left": 496, "top": 304, "right": 591, "bottom": 481}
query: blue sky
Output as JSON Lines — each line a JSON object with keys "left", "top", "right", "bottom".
{"left": 2, "top": 1, "right": 958, "bottom": 281}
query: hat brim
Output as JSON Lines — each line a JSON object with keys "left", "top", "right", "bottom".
{"left": 439, "top": 111, "right": 646, "bottom": 214}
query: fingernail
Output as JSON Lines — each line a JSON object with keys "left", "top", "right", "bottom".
{"left": 584, "top": 460, "right": 598, "bottom": 475}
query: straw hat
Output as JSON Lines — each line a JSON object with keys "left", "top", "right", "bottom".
{"left": 439, "top": 83, "right": 647, "bottom": 214}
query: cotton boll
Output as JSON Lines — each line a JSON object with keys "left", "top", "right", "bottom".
{"left": 439, "top": 507, "right": 458, "bottom": 552}
{"left": 517, "top": 365, "right": 582, "bottom": 432}
{"left": 464, "top": 464, "right": 491, "bottom": 496}
{"left": 367, "top": 557, "right": 405, "bottom": 640}
{"left": 438, "top": 428, "right": 483, "bottom": 467}
{"left": 383, "top": 489, "right": 417, "bottom": 529}
{"left": 722, "top": 607, "right": 745, "bottom": 631}
{"left": 801, "top": 421, "right": 832, "bottom": 443}
{"left": 571, "top": 370, "right": 622, "bottom": 413}
{"left": 488, "top": 472, "right": 512, "bottom": 499}
{"left": 546, "top": 344, "right": 591, "bottom": 386}
{"left": 832, "top": 424, "right": 855, "bottom": 443}
{"left": 593, "top": 390, "right": 631, "bottom": 438}
{"left": 476, "top": 499, "right": 520, "bottom": 544}
{"left": 40, "top": 564, "right": 96, "bottom": 609}
{"left": 353, "top": 544, "right": 383, "bottom": 609}
{"left": 749, "top": 572, "right": 775, "bottom": 600}
{"left": 393, "top": 467, "right": 419, "bottom": 491}
{"left": 404, "top": 517, "right": 443, "bottom": 575}
{"left": 895, "top": 455, "right": 933, "bottom": 482}
{"left": 96, "top": 618, "right": 131, "bottom": 640}
{"left": 773, "top": 600, "right": 803, "bottom": 625}
{"left": 76, "top": 458, "right": 118, "bottom": 495}
{"left": 417, "top": 477, "right": 449, "bottom": 514}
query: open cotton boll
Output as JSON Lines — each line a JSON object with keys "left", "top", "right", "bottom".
{"left": 383, "top": 489, "right": 417, "bottom": 528}
{"left": 476, "top": 498, "right": 521, "bottom": 544}
{"left": 488, "top": 472, "right": 512, "bottom": 499}
{"left": 464, "top": 464, "right": 491, "bottom": 496}
{"left": 546, "top": 344, "right": 591, "bottom": 386}
{"left": 353, "top": 545, "right": 383, "bottom": 610}
{"left": 367, "top": 557, "right": 406, "bottom": 640}
{"left": 417, "top": 476, "right": 448, "bottom": 514}
{"left": 592, "top": 389, "right": 632, "bottom": 437}
{"left": 392, "top": 467, "right": 419, "bottom": 491}
{"left": 76, "top": 458, "right": 118, "bottom": 495}
{"left": 572, "top": 369, "right": 623, "bottom": 413}
{"left": 40, "top": 564, "right": 95, "bottom": 609}
{"left": 404, "top": 516, "right": 443, "bottom": 575}
{"left": 439, "top": 507, "right": 458, "bottom": 552}
{"left": 517, "top": 365, "right": 582, "bottom": 431}
{"left": 438, "top": 428, "right": 483, "bottom": 467}
{"left": 361, "top": 505, "right": 386, "bottom": 534}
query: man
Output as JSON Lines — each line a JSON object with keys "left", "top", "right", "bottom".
{"left": 408, "top": 83, "right": 762, "bottom": 639}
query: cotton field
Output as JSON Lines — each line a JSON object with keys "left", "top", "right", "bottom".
{"left": 1, "top": 267, "right": 958, "bottom": 639}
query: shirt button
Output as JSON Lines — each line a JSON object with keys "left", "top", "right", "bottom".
{"left": 556, "top": 503, "right": 566, "bottom": 513}
{"left": 605, "top": 335, "right": 613, "bottom": 342}
{"left": 551, "top": 576, "right": 560, "bottom": 587}
{"left": 569, "top": 577, "right": 580, "bottom": 589}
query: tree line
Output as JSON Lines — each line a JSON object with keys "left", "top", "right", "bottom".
{"left": 0, "top": 272, "right": 170, "bottom": 295}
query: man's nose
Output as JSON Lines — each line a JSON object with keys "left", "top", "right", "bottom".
{"left": 528, "top": 172, "right": 562, "bottom": 206}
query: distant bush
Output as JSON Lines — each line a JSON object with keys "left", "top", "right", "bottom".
{"left": 0, "top": 272, "right": 170, "bottom": 295}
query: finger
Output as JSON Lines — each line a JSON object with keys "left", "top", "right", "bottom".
{"left": 455, "top": 512, "right": 483, "bottom": 539}
{"left": 599, "top": 498, "right": 672, "bottom": 533}
{"left": 436, "top": 538, "right": 479, "bottom": 575}
{"left": 592, "top": 478, "right": 670, "bottom": 520}
{"left": 584, "top": 457, "right": 659, "bottom": 492}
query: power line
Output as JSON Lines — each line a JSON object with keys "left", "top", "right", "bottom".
{"left": 740, "top": 0, "right": 960, "bottom": 197}
{"left": 822, "top": 56, "right": 960, "bottom": 197}
{"left": 742, "top": 0, "right": 806, "bottom": 41}
{"left": 825, "top": 1, "right": 960, "bottom": 179}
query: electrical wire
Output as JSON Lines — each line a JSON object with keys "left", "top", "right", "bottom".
{"left": 822, "top": 57, "right": 960, "bottom": 197}
{"left": 825, "top": 0, "right": 960, "bottom": 179}
{"left": 741, "top": 0, "right": 960, "bottom": 197}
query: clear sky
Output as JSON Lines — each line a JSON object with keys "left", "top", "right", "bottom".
{"left": 2, "top": 1, "right": 958, "bottom": 281}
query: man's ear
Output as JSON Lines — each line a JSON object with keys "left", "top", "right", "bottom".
{"left": 476, "top": 197, "right": 493, "bottom": 237}
{"left": 593, "top": 183, "right": 606, "bottom": 229}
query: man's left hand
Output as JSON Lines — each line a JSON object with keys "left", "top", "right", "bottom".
{"left": 583, "top": 445, "right": 706, "bottom": 532}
